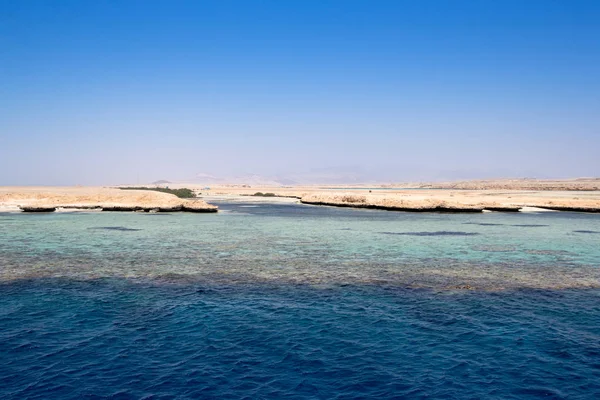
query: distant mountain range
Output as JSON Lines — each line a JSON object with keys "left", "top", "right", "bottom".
{"left": 182, "top": 168, "right": 391, "bottom": 186}
{"left": 149, "top": 167, "right": 585, "bottom": 187}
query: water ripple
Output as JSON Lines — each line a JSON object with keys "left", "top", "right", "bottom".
{"left": 4, "top": 283, "right": 597, "bottom": 399}
{"left": 379, "top": 231, "right": 480, "bottom": 236}
{"left": 1, "top": 205, "right": 600, "bottom": 398}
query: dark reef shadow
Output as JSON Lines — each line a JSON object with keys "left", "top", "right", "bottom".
{"left": 379, "top": 231, "right": 480, "bottom": 237}
{"left": 88, "top": 227, "right": 142, "bottom": 232}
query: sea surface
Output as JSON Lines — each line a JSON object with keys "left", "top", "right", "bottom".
{"left": 1, "top": 202, "right": 599, "bottom": 399}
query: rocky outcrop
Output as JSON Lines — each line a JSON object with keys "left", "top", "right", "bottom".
{"left": 534, "top": 206, "right": 600, "bottom": 213}
{"left": 299, "top": 193, "right": 600, "bottom": 214}
{"left": 151, "top": 204, "right": 181, "bottom": 212}
{"left": 483, "top": 206, "right": 522, "bottom": 212}
{"left": 300, "top": 194, "right": 485, "bottom": 213}
{"left": 20, "top": 206, "right": 57, "bottom": 212}
{"left": 101, "top": 206, "right": 144, "bottom": 212}
{"left": 182, "top": 202, "right": 218, "bottom": 213}
{"left": 28, "top": 203, "right": 218, "bottom": 213}
{"left": 59, "top": 205, "right": 102, "bottom": 210}
{"left": 5, "top": 187, "right": 218, "bottom": 213}
{"left": 100, "top": 202, "right": 217, "bottom": 213}
{"left": 301, "top": 200, "right": 484, "bottom": 213}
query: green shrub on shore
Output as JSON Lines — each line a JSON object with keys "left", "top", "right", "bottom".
{"left": 119, "top": 187, "right": 196, "bottom": 198}
{"left": 253, "top": 192, "right": 276, "bottom": 197}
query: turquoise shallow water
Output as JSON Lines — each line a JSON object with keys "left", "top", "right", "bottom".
{"left": 1, "top": 202, "right": 599, "bottom": 289}
{"left": 1, "top": 202, "right": 600, "bottom": 398}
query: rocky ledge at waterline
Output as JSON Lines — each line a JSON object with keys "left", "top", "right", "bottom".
{"left": 99, "top": 202, "right": 217, "bottom": 213}
{"left": 299, "top": 194, "right": 600, "bottom": 213}
{"left": 534, "top": 205, "right": 600, "bottom": 213}
{"left": 19, "top": 201, "right": 217, "bottom": 213}
{"left": 300, "top": 194, "right": 487, "bottom": 212}
{"left": 20, "top": 206, "right": 58, "bottom": 212}
{"left": 299, "top": 194, "right": 525, "bottom": 213}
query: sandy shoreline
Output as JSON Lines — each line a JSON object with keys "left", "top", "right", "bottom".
{"left": 194, "top": 182, "right": 600, "bottom": 213}
{"left": 0, "top": 186, "right": 217, "bottom": 213}
{"left": 2, "top": 180, "right": 600, "bottom": 214}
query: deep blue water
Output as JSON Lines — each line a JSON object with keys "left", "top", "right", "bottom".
{"left": 1, "top": 202, "right": 600, "bottom": 399}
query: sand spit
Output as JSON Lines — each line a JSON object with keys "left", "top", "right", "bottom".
{"left": 298, "top": 194, "right": 600, "bottom": 213}
{"left": 0, "top": 187, "right": 217, "bottom": 213}
{"left": 186, "top": 181, "right": 600, "bottom": 214}
{"left": 300, "top": 194, "right": 486, "bottom": 213}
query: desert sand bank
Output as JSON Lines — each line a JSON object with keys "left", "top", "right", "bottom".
{"left": 0, "top": 187, "right": 217, "bottom": 213}
{"left": 3, "top": 181, "right": 600, "bottom": 214}
{"left": 192, "top": 184, "right": 600, "bottom": 213}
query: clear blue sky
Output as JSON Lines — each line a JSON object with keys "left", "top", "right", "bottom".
{"left": 1, "top": 0, "right": 599, "bottom": 184}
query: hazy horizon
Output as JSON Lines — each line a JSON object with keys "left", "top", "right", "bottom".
{"left": 2, "top": 1, "right": 599, "bottom": 186}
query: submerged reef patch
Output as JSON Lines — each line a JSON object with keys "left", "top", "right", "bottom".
{"left": 511, "top": 224, "right": 549, "bottom": 228}
{"left": 463, "top": 222, "right": 505, "bottom": 226}
{"left": 379, "top": 231, "right": 480, "bottom": 237}
{"left": 88, "top": 226, "right": 142, "bottom": 232}
{"left": 472, "top": 245, "right": 517, "bottom": 253}
{"left": 524, "top": 249, "right": 574, "bottom": 256}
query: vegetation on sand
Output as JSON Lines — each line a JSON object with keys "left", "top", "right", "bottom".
{"left": 253, "top": 192, "right": 276, "bottom": 197}
{"left": 119, "top": 187, "right": 196, "bottom": 198}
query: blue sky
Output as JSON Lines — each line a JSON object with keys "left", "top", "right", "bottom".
{"left": 1, "top": 0, "right": 599, "bottom": 184}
